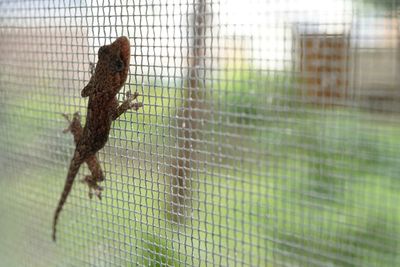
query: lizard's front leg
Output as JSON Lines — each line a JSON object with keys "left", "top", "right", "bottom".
{"left": 112, "top": 91, "right": 142, "bottom": 120}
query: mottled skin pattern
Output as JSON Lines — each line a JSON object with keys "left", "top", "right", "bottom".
{"left": 52, "top": 37, "right": 142, "bottom": 241}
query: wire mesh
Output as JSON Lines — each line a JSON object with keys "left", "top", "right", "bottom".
{"left": 0, "top": 0, "right": 399, "bottom": 266}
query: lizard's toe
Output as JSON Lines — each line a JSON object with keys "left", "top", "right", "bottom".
{"left": 125, "top": 91, "right": 139, "bottom": 101}
{"left": 94, "top": 189, "right": 102, "bottom": 200}
{"left": 132, "top": 91, "right": 139, "bottom": 99}
{"left": 72, "top": 112, "right": 81, "bottom": 120}
{"left": 129, "top": 102, "right": 143, "bottom": 110}
{"left": 82, "top": 175, "right": 103, "bottom": 200}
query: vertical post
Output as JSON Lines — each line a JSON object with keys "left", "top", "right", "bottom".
{"left": 169, "top": 0, "right": 207, "bottom": 222}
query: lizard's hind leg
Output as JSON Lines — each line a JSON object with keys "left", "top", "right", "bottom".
{"left": 62, "top": 112, "right": 83, "bottom": 143}
{"left": 83, "top": 155, "right": 105, "bottom": 199}
{"left": 62, "top": 112, "right": 104, "bottom": 199}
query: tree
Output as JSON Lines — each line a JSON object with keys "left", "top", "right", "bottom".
{"left": 358, "top": 0, "right": 400, "bottom": 9}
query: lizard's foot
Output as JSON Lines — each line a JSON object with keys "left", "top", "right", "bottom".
{"left": 62, "top": 112, "right": 81, "bottom": 133}
{"left": 72, "top": 112, "right": 81, "bottom": 120}
{"left": 125, "top": 91, "right": 143, "bottom": 110}
{"left": 81, "top": 175, "right": 103, "bottom": 200}
{"left": 62, "top": 113, "right": 71, "bottom": 122}
{"left": 62, "top": 113, "right": 72, "bottom": 133}
{"left": 126, "top": 90, "right": 139, "bottom": 100}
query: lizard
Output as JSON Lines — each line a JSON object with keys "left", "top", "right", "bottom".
{"left": 52, "top": 36, "right": 142, "bottom": 241}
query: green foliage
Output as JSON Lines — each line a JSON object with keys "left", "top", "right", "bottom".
{"left": 141, "top": 235, "right": 180, "bottom": 267}
{"left": 358, "top": 0, "right": 400, "bottom": 9}
{"left": 0, "top": 71, "right": 399, "bottom": 266}
{"left": 261, "top": 109, "right": 400, "bottom": 266}
{"left": 215, "top": 67, "right": 296, "bottom": 124}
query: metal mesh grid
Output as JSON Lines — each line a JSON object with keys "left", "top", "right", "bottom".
{"left": 0, "top": 0, "right": 399, "bottom": 266}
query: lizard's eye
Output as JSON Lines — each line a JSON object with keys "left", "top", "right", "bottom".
{"left": 112, "top": 58, "right": 124, "bottom": 72}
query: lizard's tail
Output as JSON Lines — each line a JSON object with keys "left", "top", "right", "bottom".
{"left": 52, "top": 150, "right": 84, "bottom": 242}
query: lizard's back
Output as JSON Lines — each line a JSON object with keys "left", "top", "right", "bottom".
{"left": 78, "top": 96, "right": 118, "bottom": 155}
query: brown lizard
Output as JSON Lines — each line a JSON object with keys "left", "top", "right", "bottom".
{"left": 52, "top": 36, "right": 142, "bottom": 241}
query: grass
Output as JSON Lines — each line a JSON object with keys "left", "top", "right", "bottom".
{"left": 0, "top": 71, "right": 399, "bottom": 266}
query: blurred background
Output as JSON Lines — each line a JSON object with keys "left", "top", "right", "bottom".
{"left": 0, "top": 0, "right": 399, "bottom": 266}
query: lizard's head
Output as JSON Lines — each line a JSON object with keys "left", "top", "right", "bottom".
{"left": 98, "top": 36, "right": 130, "bottom": 74}
{"left": 81, "top": 36, "right": 131, "bottom": 97}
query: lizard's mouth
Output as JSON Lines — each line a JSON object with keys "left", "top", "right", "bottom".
{"left": 113, "top": 36, "right": 130, "bottom": 68}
